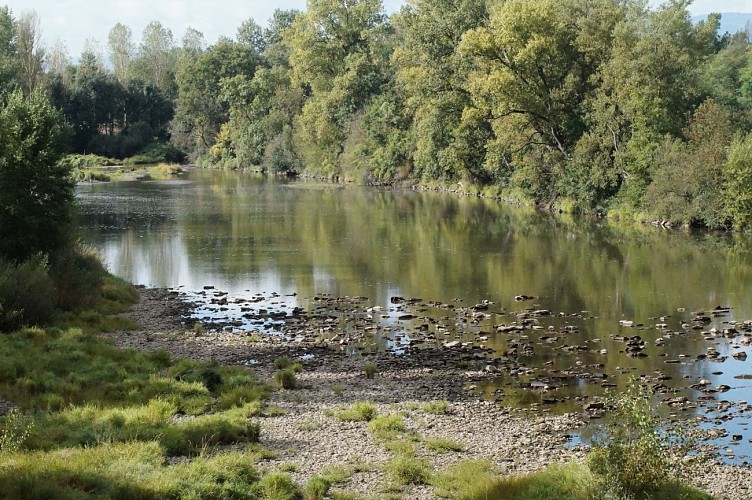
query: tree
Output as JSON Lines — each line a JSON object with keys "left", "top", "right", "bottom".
{"left": 285, "top": 0, "right": 390, "bottom": 176}
{"left": 45, "top": 37, "right": 70, "bottom": 79}
{"left": 136, "top": 21, "right": 176, "bottom": 96}
{"left": 172, "top": 39, "right": 262, "bottom": 158}
{"left": 392, "top": 0, "right": 488, "bottom": 181}
{"left": 0, "top": 90, "right": 72, "bottom": 262}
{"left": 16, "top": 10, "right": 45, "bottom": 96}
{"left": 108, "top": 23, "right": 134, "bottom": 85}
{"left": 0, "top": 6, "right": 16, "bottom": 97}
{"left": 237, "top": 18, "right": 265, "bottom": 54}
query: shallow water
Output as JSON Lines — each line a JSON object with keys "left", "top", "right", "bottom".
{"left": 77, "top": 168, "right": 752, "bottom": 461}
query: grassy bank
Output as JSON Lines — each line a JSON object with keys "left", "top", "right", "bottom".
{"left": 0, "top": 273, "right": 300, "bottom": 499}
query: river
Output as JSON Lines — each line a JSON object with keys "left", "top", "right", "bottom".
{"left": 77, "top": 168, "right": 752, "bottom": 461}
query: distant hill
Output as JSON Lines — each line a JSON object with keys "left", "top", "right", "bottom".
{"left": 693, "top": 12, "right": 752, "bottom": 35}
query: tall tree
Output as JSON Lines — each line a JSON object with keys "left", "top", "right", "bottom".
{"left": 108, "top": 23, "right": 134, "bottom": 85}
{"left": 392, "top": 0, "right": 488, "bottom": 181}
{"left": 285, "top": 0, "right": 390, "bottom": 176}
{"left": 0, "top": 90, "right": 72, "bottom": 261}
{"left": 137, "top": 21, "right": 176, "bottom": 95}
{"left": 0, "top": 6, "right": 17, "bottom": 96}
{"left": 16, "top": 10, "right": 45, "bottom": 96}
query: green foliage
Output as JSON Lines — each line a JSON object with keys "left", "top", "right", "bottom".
{"left": 258, "top": 472, "right": 301, "bottom": 500}
{"left": 383, "top": 455, "right": 432, "bottom": 486}
{"left": 424, "top": 437, "right": 464, "bottom": 453}
{"left": 586, "top": 384, "right": 697, "bottom": 499}
{"left": 305, "top": 475, "right": 332, "bottom": 500}
{"left": 0, "top": 256, "right": 57, "bottom": 331}
{"left": 58, "top": 153, "right": 119, "bottom": 169}
{"left": 0, "top": 90, "right": 72, "bottom": 262}
{"left": 363, "top": 361, "right": 378, "bottom": 379}
{"left": 723, "top": 132, "right": 752, "bottom": 230}
{"left": 337, "top": 401, "right": 377, "bottom": 422}
{"left": 422, "top": 400, "right": 449, "bottom": 415}
{"left": 367, "top": 414, "right": 406, "bottom": 440}
{"left": 0, "top": 442, "right": 271, "bottom": 498}
{"left": 274, "top": 368, "right": 298, "bottom": 389}
{"left": 0, "top": 409, "right": 33, "bottom": 453}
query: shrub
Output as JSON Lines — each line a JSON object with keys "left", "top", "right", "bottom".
{"left": 337, "top": 401, "right": 377, "bottom": 422}
{"left": 586, "top": 384, "right": 697, "bottom": 499}
{"left": 275, "top": 369, "right": 297, "bottom": 390}
{"left": 424, "top": 437, "right": 464, "bottom": 453}
{"left": 0, "top": 256, "right": 57, "bottom": 332}
{"left": 422, "top": 400, "right": 449, "bottom": 415}
{"left": 384, "top": 455, "right": 431, "bottom": 486}
{"left": 305, "top": 476, "right": 332, "bottom": 499}
{"left": 363, "top": 362, "right": 378, "bottom": 379}
{"left": 258, "top": 472, "right": 300, "bottom": 500}
{"left": 367, "top": 414, "right": 405, "bottom": 440}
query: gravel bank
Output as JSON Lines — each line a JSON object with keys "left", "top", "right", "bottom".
{"left": 103, "top": 287, "right": 752, "bottom": 499}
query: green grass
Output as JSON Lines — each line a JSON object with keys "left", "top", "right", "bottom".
{"left": 431, "top": 459, "right": 497, "bottom": 499}
{"left": 338, "top": 401, "right": 377, "bottom": 422}
{"left": 430, "top": 461, "right": 712, "bottom": 500}
{"left": 274, "top": 368, "right": 298, "bottom": 389}
{"left": 0, "top": 441, "right": 271, "bottom": 498}
{"left": 424, "top": 437, "right": 464, "bottom": 453}
{"left": 422, "top": 400, "right": 450, "bottom": 415}
{"left": 0, "top": 263, "right": 286, "bottom": 497}
{"left": 384, "top": 455, "right": 432, "bottom": 486}
{"left": 367, "top": 414, "right": 406, "bottom": 440}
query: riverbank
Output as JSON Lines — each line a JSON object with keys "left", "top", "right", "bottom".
{"left": 104, "top": 287, "right": 752, "bottom": 499}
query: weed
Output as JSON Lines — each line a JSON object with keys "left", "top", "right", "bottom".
{"left": 422, "top": 400, "right": 450, "bottom": 415}
{"left": 274, "top": 368, "right": 297, "bottom": 389}
{"left": 332, "top": 383, "right": 344, "bottom": 396}
{"left": 258, "top": 472, "right": 301, "bottom": 500}
{"left": 587, "top": 383, "right": 700, "bottom": 499}
{"left": 367, "top": 414, "right": 406, "bottom": 440}
{"left": 338, "top": 401, "right": 377, "bottom": 422}
{"left": 384, "top": 455, "right": 432, "bottom": 486}
{"left": 274, "top": 356, "right": 294, "bottom": 369}
{"left": 363, "top": 362, "right": 378, "bottom": 379}
{"left": 280, "top": 462, "right": 298, "bottom": 472}
{"left": 385, "top": 439, "right": 416, "bottom": 456}
{"left": 424, "top": 437, "right": 464, "bottom": 453}
{"left": 430, "top": 459, "right": 496, "bottom": 498}
{"left": 0, "top": 409, "right": 33, "bottom": 452}
{"left": 193, "top": 322, "right": 205, "bottom": 335}
{"left": 305, "top": 475, "right": 332, "bottom": 499}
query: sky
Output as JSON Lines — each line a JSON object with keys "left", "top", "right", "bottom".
{"left": 2, "top": 0, "right": 749, "bottom": 61}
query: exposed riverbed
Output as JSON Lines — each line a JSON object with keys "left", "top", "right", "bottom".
{"left": 102, "top": 287, "right": 752, "bottom": 499}
{"left": 77, "top": 168, "right": 752, "bottom": 467}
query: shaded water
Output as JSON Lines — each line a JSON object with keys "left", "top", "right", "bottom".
{"left": 77, "top": 169, "right": 752, "bottom": 460}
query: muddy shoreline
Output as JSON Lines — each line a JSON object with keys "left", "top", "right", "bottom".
{"left": 104, "top": 287, "right": 752, "bottom": 499}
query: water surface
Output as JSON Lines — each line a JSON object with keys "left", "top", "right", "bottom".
{"left": 77, "top": 169, "right": 752, "bottom": 460}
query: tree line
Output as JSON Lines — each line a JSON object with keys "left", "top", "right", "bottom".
{"left": 5, "top": 0, "right": 752, "bottom": 229}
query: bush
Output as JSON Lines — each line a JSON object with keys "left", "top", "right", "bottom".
{"left": 384, "top": 455, "right": 431, "bottom": 486}
{"left": 304, "top": 476, "right": 332, "bottom": 499}
{"left": 275, "top": 369, "right": 297, "bottom": 390}
{"left": 367, "top": 414, "right": 405, "bottom": 440}
{"left": 337, "top": 401, "right": 377, "bottom": 422}
{"left": 0, "top": 90, "right": 73, "bottom": 262}
{"left": 258, "top": 472, "right": 300, "bottom": 500}
{"left": 0, "top": 256, "right": 57, "bottom": 332}
{"left": 363, "top": 362, "right": 378, "bottom": 379}
{"left": 586, "top": 384, "right": 697, "bottom": 499}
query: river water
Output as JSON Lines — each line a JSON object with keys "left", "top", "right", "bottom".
{"left": 77, "top": 168, "right": 752, "bottom": 461}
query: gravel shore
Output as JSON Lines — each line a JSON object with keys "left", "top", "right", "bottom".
{"left": 103, "top": 287, "right": 752, "bottom": 499}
